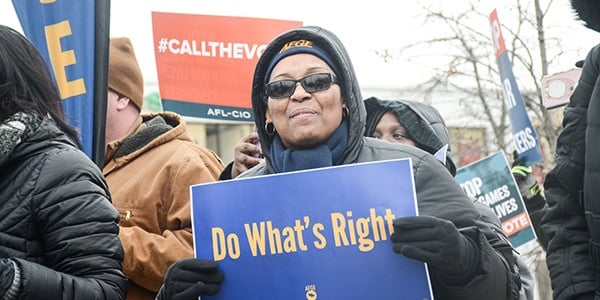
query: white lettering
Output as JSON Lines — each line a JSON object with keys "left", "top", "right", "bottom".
{"left": 220, "top": 42, "right": 232, "bottom": 58}
{"left": 513, "top": 127, "right": 536, "bottom": 154}
{"left": 502, "top": 78, "right": 517, "bottom": 110}
{"left": 460, "top": 177, "right": 483, "bottom": 198}
{"left": 490, "top": 19, "right": 501, "bottom": 53}
{"left": 180, "top": 40, "right": 192, "bottom": 55}
{"left": 168, "top": 39, "right": 180, "bottom": 54}
{"left": 162, "top": 38, "right": 266, "bottom": 59}
{"left": 493, "top": 198, "right": 518, "bottom": 219}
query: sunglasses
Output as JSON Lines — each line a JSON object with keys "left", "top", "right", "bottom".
{"left": 265, "top": 73, "right": 338, "bottom": 99}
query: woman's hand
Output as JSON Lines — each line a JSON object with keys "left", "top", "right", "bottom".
{"left": 231, "top": 132, "right": 264, "bottom": 178}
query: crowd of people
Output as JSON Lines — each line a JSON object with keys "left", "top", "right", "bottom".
{"left": 1, "top": 0, "right": 599, "bottom": 299}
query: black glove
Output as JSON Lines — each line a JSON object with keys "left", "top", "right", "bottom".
{"left": 391, "top": 216, "right": 479, "bottom": 279}
{"left": 511, "top": 157, "right": 539, "bottom": 199}
{"left": 511, "top": 158, "right": 546, "bottom": 211}
{"left": 156, "top": 258, "right": 224, "bottom": 300}
{"left": 0, "top": 259, "right": 15, "bottom": 297}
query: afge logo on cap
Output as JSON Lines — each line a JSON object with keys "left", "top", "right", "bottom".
{"left": 280, "top": 40, "right": 314, "bottom": 53}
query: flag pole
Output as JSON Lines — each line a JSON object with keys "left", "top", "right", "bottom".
{"left": 92, "top": 0, "right": 110, "bottom": 168}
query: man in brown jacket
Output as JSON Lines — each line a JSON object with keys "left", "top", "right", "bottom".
{"left": 104, "top": 37, "right": 224, "bottom": 300}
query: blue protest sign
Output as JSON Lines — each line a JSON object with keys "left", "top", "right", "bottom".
{"left": 455, "top": 151, "right": 536, "bottom": 249}
{"left": 12, "top": 0, "right": 108, "bottom": 165}
{"left": 191, "top": 159, "right": 433, "bottom": 299}
{"left": 489, "top": 9, "right": 543, "bottom": 165}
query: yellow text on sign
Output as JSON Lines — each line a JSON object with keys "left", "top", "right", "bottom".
{"left": 44, "top": 20, "right": 86, "bottom": 99}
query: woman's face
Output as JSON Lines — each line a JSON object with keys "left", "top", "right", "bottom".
{"left": 266, "top": 53, "right": 345, "bottom": 150}
{"left": 372, "top": 111, "right": 416, "bottom": 146}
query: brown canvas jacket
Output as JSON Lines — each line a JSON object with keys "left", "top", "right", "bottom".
{"left": 103, "top": 111, "right": 224, "bottom": 300}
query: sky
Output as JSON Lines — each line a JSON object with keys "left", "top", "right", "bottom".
{"left": 1, "top": 0, "right": 598, "bottom": 97}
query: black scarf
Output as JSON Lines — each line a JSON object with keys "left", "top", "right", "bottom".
{"left": 269, "top": 120, "right": 348, "bottom": 173}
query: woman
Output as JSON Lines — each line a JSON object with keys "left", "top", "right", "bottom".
{"left": 364, "top": 96, "right": 545, "bottom": 300}
{"left": 364, "top": 96, "right": 457, "bottom": 175}
{"left": 158, "top": 25, "right": 521, "bottom": 299}
{"left": 0, "top": 25, "right": 127, "bottom": 299}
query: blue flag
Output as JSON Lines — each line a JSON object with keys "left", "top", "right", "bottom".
{"left": 489, "top": 9, "right": 543, "bottom": 166}
{"left": 12, "top": 0, "right": 109, "bottom": 166}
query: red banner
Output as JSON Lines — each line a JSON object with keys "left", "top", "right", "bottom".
{"left": 152, "top": 13, "right": 301, "bottom": 121}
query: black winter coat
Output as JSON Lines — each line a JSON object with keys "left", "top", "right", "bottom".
{"left": 542, "top": 43, "right": 600, "bottom": 299}
{"left": 0, "top": 118, "right": 127, "bottom": 299}
{"left": 245, "top": 25, "right": 520, "bottom": 300}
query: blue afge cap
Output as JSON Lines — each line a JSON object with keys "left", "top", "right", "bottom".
{"left": 264, "top": 39, "right": 340, "bottom": 85}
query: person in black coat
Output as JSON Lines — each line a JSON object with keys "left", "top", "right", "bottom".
{"left": 0, "top": 25, "right": 127, "bottom": 299}
{"left": 541, "top": 0, "right": 600, "bottom": 298}
{"left": 362, "top": 96, "right": 554, "bottom": 299}
{"left": 363, "top": 97, "right": 549, "bottom": 248}
{"left": 158, "top": 25, "right": 521, "bottom": 300}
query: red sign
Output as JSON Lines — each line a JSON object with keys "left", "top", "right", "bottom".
{"left": 152, "top": 13, "right": 301, "bottom": 121}
{"left": 489, "top": 9, "right": 506, "bottom": 59}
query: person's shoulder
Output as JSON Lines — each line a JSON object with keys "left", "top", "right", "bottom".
{"left": 28, "top": 121, "right": 92, "bottom": 168}
{"left": 237, "top": 162, "right": 267, "bottom": 178}
{"left": 169, "top": 139, "right": 223, "bottom": 163}
{"left": 360, "top": 137, "right": 451, "bottom": 176}
{"left": 45, "top": 142, "right": 102, "bottom": 174}
{"left": 361, "top": 137, "right": 430, "bottom": 160}
{"left": 27, "top": 139, "right": 106, "bottom": 195}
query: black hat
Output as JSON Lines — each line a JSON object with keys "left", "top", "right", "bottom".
{"left": 571, "top": 0, "right": 600, "bottom": 32}
{"left": 263, "top": 39, "right": 341, "bottom": 84}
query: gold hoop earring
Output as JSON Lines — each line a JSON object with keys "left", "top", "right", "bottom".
{"left": 265, "top": 122, "right": 276, "bottom": 136}
{"left": 343, "top": 106, "right": 349, "bottom": 118}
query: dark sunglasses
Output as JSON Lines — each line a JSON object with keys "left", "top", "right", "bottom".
{"left": 265, "top": 73, "right": 338, "bottom": 99}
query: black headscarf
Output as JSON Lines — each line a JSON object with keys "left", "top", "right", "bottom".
{"left": 363, "top": 96, "right": 457, "bottom": 176}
